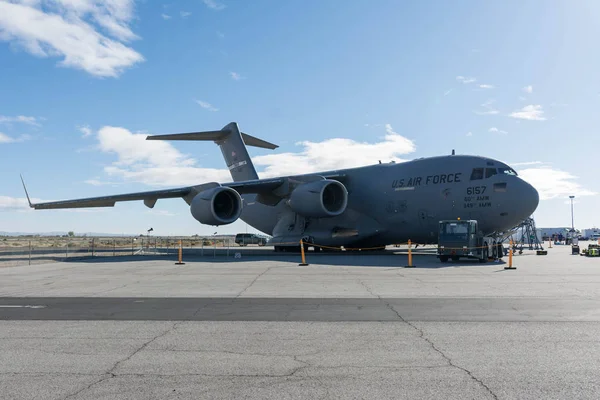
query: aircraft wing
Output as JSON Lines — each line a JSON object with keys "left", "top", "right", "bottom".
{"left": 22, "top": 176, "right": 286, "bottom": 210}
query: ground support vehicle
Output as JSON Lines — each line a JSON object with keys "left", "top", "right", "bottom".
{"left": 437, "top": 219, "right": 503, "bottom": 263}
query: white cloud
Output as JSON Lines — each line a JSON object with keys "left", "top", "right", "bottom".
{"left": 202, "top": 0, "right": 225, "bottom": 11}
{"left": 84, "top": 179, "right": 122, "bottom": 186}
{"left": 161, "top": 13, "right": 171, "bottom": 20}
{"left": 88, "top": 124, "right": 416, "bottom": 187}
{"left": 252, "top": 124, "right": 416, "bottom": 178}
{"left": 456, "top": 76, "right": 476, "bottom": 84}
{"left": 216, "top": 31, "right": 225, "bottom": 39}
{"left": 0, "top": 0, "right": 144, "bottom": 77}
{"left": 479, "top": 84, "right": 494, "bottom": 89}
{"left": 0, "top": 115, "right": 40, "bottom": 126}
{"left": 229, "top": 71, "right": 243, "bottom": 81}
{"left": 0, "top": 132, "right": 31, "bottom": 143}
{"left": 0, "top": 196, "right": 32, "bottom": 211}
{"left": 474, "top": 99, "right": 499, "bottom": 115}
{"left": 509, "top": 105, "right": 545, "bottom": 121}
{"left": 518, "top": 166, "right": 596, "bottom": 200}
{"left": 523, "top": 85, "right": 533, "bottom": 94}
{"left": 443, "top": 89, "right": 453, "bottom": 96}
{"left": 94, "top": 126, "right": 230, "bottom": 186}
{"left": 0, "top": 132, "right": 15, "bottom": 143}
{"left": 0, "top": 195, "right": 102, "bottom": 213}
{"left": 510, "top": 161, "right": 544, "bottom": 167}
{"left": 180, "top": 11, "right": 191, "bottom": 18}
{"left": 97, "top": 126, "right": 195, "bottom": 168}
{"left": 466, "top": 132, "right": 473, "bottom": 137}
{"left": 194, "top": 99, "right": 219, "bottom": 112}
{"left": 78, "top": 125, "right": 93, "bottom": 137}
{"left": 488, "top": 127, "right": 507, "bottom": 134}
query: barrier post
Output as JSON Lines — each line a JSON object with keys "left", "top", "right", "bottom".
{"left": 505, "top": 239, "right": 516, "bottom": 270}
{"left": 175, "top": 240, "right": 185, "bottom": 265}
{"left": 404, "top": 239, "right": 416, "bottom": 268}
{"left": 299, "top": 240, "right": 309, "bottom": 266}
{"left": 549, "top": 239, "right": 552, "bottom": 248}
{"left": 28, "top": 240, "right": 31, "bottom": 266}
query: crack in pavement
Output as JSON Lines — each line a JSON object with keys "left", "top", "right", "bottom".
{"left": 235, "top": 266, "right": 276, "bottom": 298}
{"left": 356, "top": 279, "right": 498, "bottom": 400}
{"left": 293, "top": 354, "right": 330, "bottom": 399}
{"left": 62, "top": 321, "right": 181, "bottom": 400}
{"left": 91, "top": 281, "right": 140, "bottom": 296}
{"left": 399, "top": 314, "right": 499, "bottom": 400}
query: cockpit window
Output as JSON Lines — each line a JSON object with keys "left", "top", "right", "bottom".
{"left": 470, "top": 168, "right": 484, "bottom": 180}
{"left": 485, "top": 168, "right": 497, "bottom": 178}
{"left": 498, "top": 167, "right": 517, "bottom": 176}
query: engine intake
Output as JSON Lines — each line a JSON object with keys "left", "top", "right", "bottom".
{"left": 190, "top": 186, "right": 242, "bottom": 225}
{"left": 288, "top": 179, "right": 348, "bottom": 218}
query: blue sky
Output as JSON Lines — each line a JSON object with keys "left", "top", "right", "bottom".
{"left": 0, "top": 0, "right": 598, "bottom": 235}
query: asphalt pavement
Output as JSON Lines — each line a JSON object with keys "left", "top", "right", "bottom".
{"left": 1, "top": 243, "right": 599, "bottom": 399}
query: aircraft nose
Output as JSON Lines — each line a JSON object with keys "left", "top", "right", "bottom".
{"left": 518, "top": 178, "right": 539, "bottom": 218}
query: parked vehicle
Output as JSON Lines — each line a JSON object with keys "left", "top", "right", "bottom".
{"left": 235, "top": 233, "right": 268, "bottom": 246}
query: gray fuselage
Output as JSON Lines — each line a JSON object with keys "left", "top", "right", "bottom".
{"left": 239, "top": 155, "right": 539, "bottom": 247}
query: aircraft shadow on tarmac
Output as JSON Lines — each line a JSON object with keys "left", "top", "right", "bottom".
{"left": 60, "top": 252, "right": 509, "bottom": 269}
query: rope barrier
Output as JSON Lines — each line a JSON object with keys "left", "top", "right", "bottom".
{"left": 167, "top": 237, "right": 519, "bottom": 266}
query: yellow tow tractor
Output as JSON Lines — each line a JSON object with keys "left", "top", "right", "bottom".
{"left": 585, "top": 244, "right": 600, "bottom": 257}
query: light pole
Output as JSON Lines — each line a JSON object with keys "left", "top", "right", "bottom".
{"left": 569, "top": 195, "right": 575, "bottom": 236}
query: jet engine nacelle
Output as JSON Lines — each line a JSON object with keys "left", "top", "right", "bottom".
{"left": 190, "top": 186, "right": 242, "bottom": 226}
{"left": 288, "top": 179, "right": 348, "bottom": 218}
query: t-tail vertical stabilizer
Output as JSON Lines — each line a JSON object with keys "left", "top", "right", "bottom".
{"left": 146, "top": 122, "right": 278, "bottom": 182}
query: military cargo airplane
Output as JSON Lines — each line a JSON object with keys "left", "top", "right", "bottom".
{"left": 23, "top": 122, "right": 539, "bottom": 252}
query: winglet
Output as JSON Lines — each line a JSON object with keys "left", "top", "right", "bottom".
{"left": 20, "top": 174, "right": 33, "bottom": 208}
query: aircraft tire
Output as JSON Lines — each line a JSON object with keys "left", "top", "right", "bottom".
{"left": 439, "top": 255, "right": 449, "bottom": 263}
{"left": 497, "top": 244, "right": 504, "bottom": 258}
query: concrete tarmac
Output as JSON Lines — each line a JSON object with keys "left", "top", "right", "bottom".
{"left": 1, "top": 244, "right": 600, "bottom": 399}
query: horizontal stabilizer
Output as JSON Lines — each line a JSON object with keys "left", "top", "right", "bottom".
{"left": 240, "top": 132, "right": 278, "bottom": 150}
{"left": 146, "top": 125, "right": 278, "bottom": 150}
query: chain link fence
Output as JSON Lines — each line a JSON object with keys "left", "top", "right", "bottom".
{"left": 0, "top": 236, "right": 243, "bottom": 267}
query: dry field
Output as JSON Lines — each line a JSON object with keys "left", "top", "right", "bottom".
{"left": 0, "top": 236, "right": 237, "bottom": 267}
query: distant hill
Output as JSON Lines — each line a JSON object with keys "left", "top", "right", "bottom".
{"left": 0, "top": 231, "right": 136, "bottom": 237}
{"left": 0, "top": 231, "right": 237, "bottom": 238}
